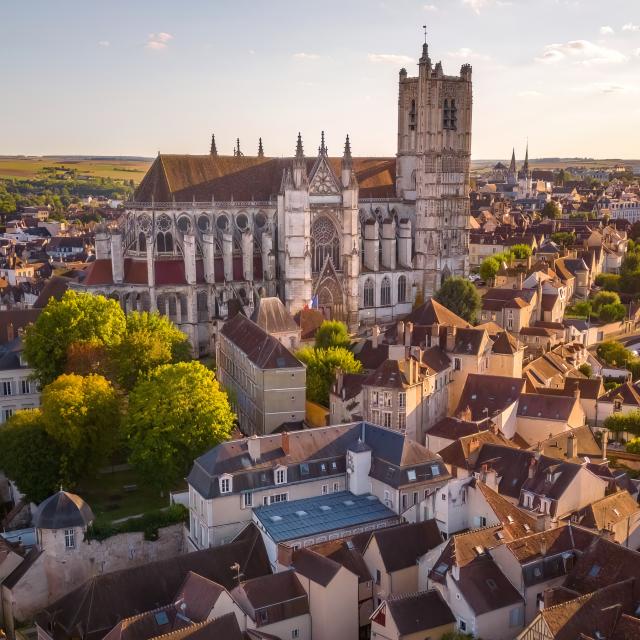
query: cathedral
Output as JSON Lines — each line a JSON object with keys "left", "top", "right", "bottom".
{"left": 75, "top": 39, "right": 473, "bottom": 355}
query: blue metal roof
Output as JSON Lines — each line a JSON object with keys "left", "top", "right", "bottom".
{"left": 253, "top": 491, "right": 397, "bottom": 543}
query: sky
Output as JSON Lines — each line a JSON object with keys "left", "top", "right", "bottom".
{"left": 1, "top": 0, "right": 640, "bottom": 160}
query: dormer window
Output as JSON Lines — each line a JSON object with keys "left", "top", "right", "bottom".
{"left": 275, "top": 467, "right": 287, "bottom": 485}
{"left": 219, "top": 476, "right": 232, "bottom": 494}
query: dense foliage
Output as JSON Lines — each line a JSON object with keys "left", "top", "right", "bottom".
{"left": 314, "top": 320, "right": 352, "bottom": 350}
{"left": 434, "top": 276, "right": 481, "bottom": 323}
{"left": 125, "top": 362, "right": 235, "bottom": 492}
{"left": 542, "top": 201, "right": 562, "bottom": 219}
{"left": 604, "top": 410, "right": 640, "bottom": 438}
{"left": 296, "top": 346, "right": 363, "bottom": 406}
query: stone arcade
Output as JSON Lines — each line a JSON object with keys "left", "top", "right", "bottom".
{"left": 75, "top": 38, "right": 473, "bottom": 354}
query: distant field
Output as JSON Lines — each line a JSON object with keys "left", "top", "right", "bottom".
{"left": 0, "top": 156, "right": 153, "bottom": 182}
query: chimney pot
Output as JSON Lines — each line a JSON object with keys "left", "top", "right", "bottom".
{"left": 247, "top": 436, "right": 261, "bottom": 463}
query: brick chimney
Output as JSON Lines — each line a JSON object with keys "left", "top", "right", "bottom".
{"left": 601, "top": 428, "right": 608, "bottom": 461}
{"left": 430, "top": 322, "right": 440, "bottom": 347}
{"left": 566, "top": 432, "right": 576, "bottom": 459}
{"left": 247, "top": 435, "right": 261, "bottom": 463}
{"left": 281, "top": 431, "right": 290, "bottom": 456}
{"left": 528, "top": 457, "right": 537, "bottom": 479}
{"left": 372, "top": 325, "right": 380, "bottom": 349}
{"left": 335, "top": 367, "right": 344, "bottom": 395}
{"left": 446, "top": 326, "right": 457, "bottom": 352}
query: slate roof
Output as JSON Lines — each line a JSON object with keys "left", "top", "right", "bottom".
{"left": 291, "top": 548, "right": 343, "bottom": 587}
{"left": 309, "top": 538, "right": 371, "bottom": 584}
{"left": 36, "top": 525, "right": 271, "bottom": 640}
{"left": 492, "top": 331, "right": 520, "bottom": 355}
{"left": 220, "top": 312, "right": 303, "bottom": 370}
{"left": 455, "top": 374, "right": 526, "bottom": 421}
{"left": 252, "top": 491, "right": 397, "bottom": 543}
{"left": 0, "top": 337, "right": 26, "bottom": 371}
{"left": 449, "top": 328, "right": 490, "bottom": 356}
{"left": 599, "top": 381, "right": 640, "bottom": 405}
{"left": 517, "top": 392, "right": 580, "bottom": 421}
{"left": 33, "top": 491, "right": 95, "bottom": 530}
{"left": 401, "top": 298, "right": 470, "bottom": 329}
{"left": 426, "top": 417, "right": 484, "bottom": 441}
{"left": 438, "top": 431, "right": 516, "bottom": 470}
{"left": 367, "top": 520, "right": 443, "bottom": 573}
{"left": 250, "top": 297, "right": 299, "bottom": 335}
{"left": 134, "top": 154, "right": 397, "bottom": 202}
{"left": 384, "top": 590, "right": 455, "bottom": 635}
{"left": 351, "top": 340, "right": 390, "bottom": 371}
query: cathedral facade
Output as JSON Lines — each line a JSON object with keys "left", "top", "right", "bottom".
{"left": 75, "top": 40, "right": 473, "bottom": 355}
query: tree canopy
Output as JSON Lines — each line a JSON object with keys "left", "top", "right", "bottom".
{"left": 40, "top": 373, "right": 122, "bottom": 483}
{"left": 125, "top": 362, "right": 235, "bottom": 492}
{"left": 542, "top": 201, "right": 562, "bottom": 219}
{"left": 296, "top": 346, "right": 362, "bottom": 406}
{"left": 509, "top": 244, "right": 532, "bottom": 259}
{"left": 479, "top": 256, "right": 501, "bottom": 284}
{"left": 597, "top": 341, "right": 634, "bottom": 368}
{"left": 0, "top": 410, "right": 63, "bottom": 503}
{"left": 23, "top": 290, "right": 126, "bottom": 386}
{"left": 314, "top": 320, "right": 351, "bottom": 350}
{"left": 434, "top": 276, "right": 481, "bottom": 323}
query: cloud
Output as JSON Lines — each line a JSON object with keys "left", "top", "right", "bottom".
{"left": 368, "top": 53, "right": 414, "bottom": 65}
{"left": 424, "top": 3, "right": 438, "bottom": 10}
{"left": 463, "top": 0, "right": 491, "bottom": 13}
{"left": 447, "top": 47, "right": 491, "bottom": 60}
{"left": 600, "top": 26, "right": 614, "bottom": 36}
{"left": 517, "top": 90, "right": 542, "bottom": 97}
{"left": 622, "top": 23, "right": 640, "bottom": 32}
{"left": 292, "top": 52, "right": 320, "bottom": 60}
{"left": 98, "top": 40, "right": 110, "bottom": 47}
{"left": 573, "top": 82, "right": 638, "bottom": 95}
{"left": 535, "top": 40, "right": 628, "bottom": 65}
{"left": 146, "top": 32, "right": 173, "bottom": 50}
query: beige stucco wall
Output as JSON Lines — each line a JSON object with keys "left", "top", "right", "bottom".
{"left": 555, "top": 468, "right": 608, "bottom": 518}
{"left": 244, "top": 612, "right": 311, "bottom": 640}
{"left": 515, "top": 399, "right": 585, "bottom": 447}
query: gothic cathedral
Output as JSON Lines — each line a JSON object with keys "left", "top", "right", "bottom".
{"left": 75, "top": 39, "right": 473, "bottom": 355}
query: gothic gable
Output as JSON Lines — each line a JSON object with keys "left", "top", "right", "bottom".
{"left": 309, "top": 157, "right": 341, "bottom": 195}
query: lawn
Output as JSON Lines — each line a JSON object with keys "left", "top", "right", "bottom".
{"left": 0, "top": 156, "right": 152, "bottom": 181}
{"left": 77, "top": 468, "right": 186, "bottom": 522}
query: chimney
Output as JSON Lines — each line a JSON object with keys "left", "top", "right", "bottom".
{"left": 601, "top": 428, "right": 608, "bottom": 461}
{"left": 540, "top": 534, "right": 547, "bottom": 556}
{"left": 247, "top": 436, "right": 261, "bottom": 463}
{"left": 430, "top": 322, "right": 440, "bottom": 347}
{"left": 404, "top": 322, "right": 414, "bottom": 347}
{"left": 396, "top": 321, "right": 405, "bottom": 345}
{"left": 372, "top": 325, "right": 380, "bottom": 349}
{"left": 446, "top": 326, "right": 457, "bottom": 352}
{"left": 573, "top": 387, "right": 581, "bottom": 401}
{"left": 281, "top": 431, "right": 290, "bottom": 456}
{"left": 277, "top": 543, "right": 295, "bottom": 568}
{"left": 567, "top": 432, "right": 577, "bottom": 459}
{"left": 528, "top": 457, "right": 537, "bottom": 479}
{"left": 7, "top": 322, "right": 14, "bottom": 342}
{"left": 335, "top": 367, "right": 344, "bottom": 395}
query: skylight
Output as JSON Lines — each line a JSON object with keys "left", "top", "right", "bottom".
{"left": 270, "top": 515, "right": 283, "bottom": 522}
{"left": 343, "top": 500, "right": 355, "bottom": 506}
{"left": 588, "top": 564, "right": 601, "bottom": 577}
{"left": 295, "top": 510, "right": 308, "bottom": 517}
{"left": 154, "top": 612, "right": 169, "bottom": 626}
{"left": 319, "top": 505, "right": 331, "bottom": 512}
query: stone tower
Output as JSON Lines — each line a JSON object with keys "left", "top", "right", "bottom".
{"left": 396, "top": 40, "right": 473, "bottom": 297}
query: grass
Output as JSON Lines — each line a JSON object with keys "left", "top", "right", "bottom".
{"left": 77, "top": 467, "right": 186, "bottom": 523}
{"left": 0, "top": 156, "right": 152, "bottom": 182}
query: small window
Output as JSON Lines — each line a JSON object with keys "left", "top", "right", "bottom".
{"left": 292, "top": 630, "right": 299, "bottom": 639}
{"left": 331, "top": 461, "right": 338, "bottom": 471}
{"left": 275, "top": 468, "right": 286, "bottom": 485}
{"left": 333, "top": 482, "right": 339, "bottom": 492}
{"left": 220, "top": 477, "right": 231, "bottom": 494}
{"left": 375, "top": 569, "right": 381, "bottom": 585}
{"left": 407, "top": 469, "right": 417, "bottom": 482}
{"left": 243, "top": 492, "right": 252, "bottom": 508}
{"left": 398, "top": 392, "right": 406, "bottom": 408}
{"left": 322, "top": 485, "right": 328, "bottom": 495}
{"left": 64, "top": 528, "right": 75, "bottom": 550}
{"left": 320, "top": 463, "right": 327, "bottom": 473}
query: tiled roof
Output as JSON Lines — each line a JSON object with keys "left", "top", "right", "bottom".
{"left": 291, "top": 548, "right": 342, "bottom": 587}
{"left": 455, "top": 374, "right": 526, "bottom": 421}
{"left": 517, "top": 392, "right": 580, "bottom": 421}
{"left": 438, "top": 431, "right": 515, "bottom": 470}
{"left": 401, "top": 298, "right": 470, "bottom": 329}
{"left": 474, "top": 481, "right": 537, "bottom": 538}
{"left": 505, "top": 524, "right": 596, "bottom": 565}
{"left": 220, "top": 313, "right": 302, "bottom": 370}
{"left": 384, "top": 590, "right": 455, "bottom": 635}
{"left": 599, "top": 381, "right": 640, "bottom": 405}
{"left": 533, "top": 426, "right": 602, "bottom": 460}
{"left": 426, "top": 417, "right": 484, "bottom": 440}
{"left": 250, "top": 297, "right": 299, "bottom": 335}
{"left": 573, "top": 491, "right": 640, "bottom": 532}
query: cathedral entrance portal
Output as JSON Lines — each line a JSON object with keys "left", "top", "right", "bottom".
{"left": 313, "top": 257, "right": 345, "bottom": 322}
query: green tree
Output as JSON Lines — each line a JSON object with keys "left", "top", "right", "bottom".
{"left": 296, "top": 346, "right": 363, "bottom": 406}
{"left": 314, "top": 320, "right": 351, "bottom": 350}
{"left": 626, "top": 437, "right": 640, "bottom": 453}
{"left": 479, "top": 256, "right": 501, "bottom": 284}
{"left": 0, "top": 410, "right": 63, "bottom": 503}
{"left": 550, "top": 231, "right": 576, "bottom": 248}
{"left": 125, "top": 362, "right": 234, "bottom": 493}
{"left": 109, "top": 311, "right": 191, "bottom": 390}
{"left": 566, "top": 300, "right": 592, "bottom": 319}
{"left": 604, "top": 410, "right": 640, "bottom": 438}
{"left": 41, "top": 374, "right": 122, "bottom": 483}
{"left": 591, "top": 291, "right": 621, "bottom": 315}
{"left": 578, "top": 363, "right": 592, "bottom": 378}
{"left": 542, "top": 201, "right": 562, "bottom": 219}
{"left": 595, "top": 273, "right": 621, "bottom": 292}
{"left": 509, "top": 244, "right": 532, "bottom": 259}
{"left": 23, "top": 291, "right": 126, "bottom": 386}
{"left": 434, "top": 276, "right": 481, "bottom": 323}
{"left": 599, "top": 302, "right": 626, "bottom": 323}
{"left": 596, "top": 341, "right": 633, "bottom": 367}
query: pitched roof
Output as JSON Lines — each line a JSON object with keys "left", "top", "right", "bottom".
{"left": 449, "top": 328, "right": 491, "bottom": 356}
{"left": 533, "top": 426, "right": 603, "bottom": 461}
{"left": 309, "top": 539, "right": 370, "bottom": 584}
{"left": 426, "top": 417, "right": 485, "bottom": 441}
{"left": 220, "top": 313, "right": 303, "bottom": 370}
{"left": 134, "top": 154, "right": 396, "bottom": 202}
{"left": 36, "top": 525, "right": 270, "bottom": 640}
{"left": 383, "top": 590, "right": 455, "bottom": 635}
{"left": 505, "top": 524, "right": 597, "bottom": 565}
{"left": 367, "top": 520, "right": 443, "bottom": 573}
{"left": 599, "top": 381, "right": 640, "bottom": 405}
{"left": 492, "top": 331, "right": 520, "bottom": 355}
{"left": 474, "top": 481, "right": 538, "bottom": 538}
{"left": 455, "top": 374, "right": 526, "bottom": 421}
{"left": 401, "top": 298, "right": 470, "bottom": 329}
{"left": 291, "top": 548, "right": 343, "bottom": 587}
{"left": 438, "top": 431, "right": 516, "bottom": 470}
{"left": 293, "top": 308, "right": 325, "bottom": 341}
{"left": 517, "top": 392, "right": 580, "bottom": 421}
{"left": 250, "top": 297, "right": 299, "bottom": 335}
{"left": 573, "top": 491, "right": 640, "bottom": 532}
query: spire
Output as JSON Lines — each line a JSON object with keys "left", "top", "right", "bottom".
{"left": 318, "top": 131, "right": 327, "bottom": 156}
{"left": 235, "top": 138, "right": 243, "bottom": 157}
{"left": 523, "top": 141, "right": 529, "bottom": 172}
{"left": 420, "top": 25, "right": 430, "bottom": 64}
{"left": 258, "top": 137, "right": 264, "bottom": 158}
{"left": 342, "top": 134, "right": 352, "bottom": 169}
{"left": 210, "top": 133, "right": 218, "bottom": 156}
{"left": 509, "top": 148, "right": 516, "bottom": 173}
{"left": 295, "top": 132, "right": 304, "bottom": 159}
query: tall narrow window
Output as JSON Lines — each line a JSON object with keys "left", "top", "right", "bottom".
{"left": 409, "top": 99, "right": 416, "bottom": 130}
{"left": 64, "top": 528, "right": 76, "bottom": 549}
{"left": 381, "top": 277, "right": 391, "bottom": 306}
{"left": 450, "top": 99, "right": 457, "bottom": 130}
{"left": 443, "top": 99, "right": 450, "bottom": 130}
{"left": 397, "top": 276, "right": 407, "bottom": 303}
{"left": 364, "top": 279, "right": 375, "bottom": 308}
{"left": 138, "top": 233, "right": 146, "bottom": 253}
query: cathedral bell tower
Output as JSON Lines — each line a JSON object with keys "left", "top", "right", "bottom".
{"left": 396, "top": 37, "right": 473, "bottom": 297}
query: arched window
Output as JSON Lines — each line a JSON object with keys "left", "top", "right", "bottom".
{"left": 397, "top": 275, "right": 407, "bottom": 303}
{"left": 157, "top": 232, "right": 165, "bottom": 253}
{"left": 450, "top": 99, "right": 457, "bottom": 131}
{"left": 165, "top": 232, "right": 173, "bottom": 252}
{"left": 311, "top": 217, "right": 341, "bottom": 273}
{"left": 410, "top": 170, "right": 417, "bottom": 190}
{"left": 443, "top": 99, "right": 450, "bottom": 130}
{"left": 381, "top": 277, "right": 391, "bottom": 306}
{"left": 363, "top": 279, "right": 374, "bottom": 308}
{"left": 156, "top": 232, "right": 173, "bottom": 254}
{"left": 138, "top": 233, "right": 146, "bottom": 253}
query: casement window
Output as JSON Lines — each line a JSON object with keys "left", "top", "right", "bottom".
{"left": 243, "top": 492, "right": 252, "bottom": 508}
{"left": 64, "top": 528, "right": 76, "bottom": 549}
{"left": 275, "top": 468, "right": 286, "bottom": 485}
{"left": 219, "top": 477, "right": 231, "bottom": 494}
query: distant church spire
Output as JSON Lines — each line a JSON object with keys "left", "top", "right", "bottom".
{"left": 234, "top": 138, "right": 243, "bottom": 157}
{"left": 523, "top": 141, "right": 529, "bottom": 173}
{"left": 295, "top": 132, "right": 304, "bottom": 159}
{"left": 509, "top": 148, "right": 516, "bottom": 173}
{"left": 258, "top": 137, "right": 264, "bottom": 157}
{"left": 210, "top": 133, "right": 218, "bottom": 156}
{"left": 420, "top": 25, "right": 429, "bottom": 63}
{"left": 318, "top": 131, "right": 327, "bottom": 156}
